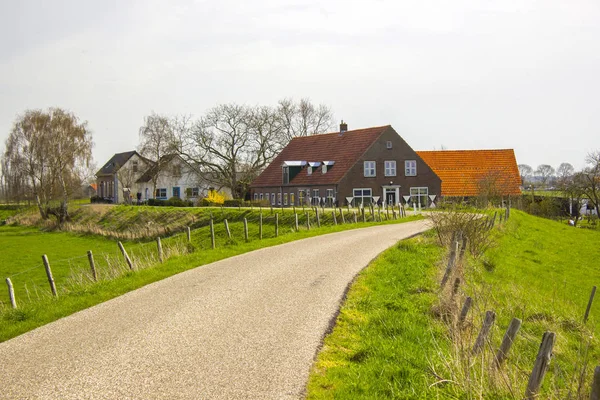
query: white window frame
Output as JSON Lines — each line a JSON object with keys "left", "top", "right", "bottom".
{"left": 271, "top": 193, "right": 276, "bottom": 205}
{"left": 364, "top": 161, "right": 376, "bottom": 177}
{"left": 290, "top": 193, "right": 295, "bottom": 205}
{"left": 277, "top": 192, "right": 282, "bottom": 205}
{"left": 405, "top": 160, "right": 417, "bottom": 176}
{"left": 384, "top": 160, "right": 396, "bottom": 177}
{"left": 191, "top": 187, "right": 200, "bottom": 197}
{"left": 307, "top": 166, "right": 312, "bottom": 175}
{"left": 353, "top": 188, "right": 373, "bottom": 205}
{"left": 259, "top": 193, "right": 263, "bottom": 200}
{"left": 254, "top": 193, "right": 258, "bottom": 201}
{"left": 283, "top": 193, "right": 288, "bottom": 205}
{"left": 312, "top": 189, "right": 320, "bottom": 204}
{"left": 386, "top": 141, "right": 392, "bottom": 149}
{"left": 409, "top": 187, "right": 428, "bottom": 207}
{"left": 156, "top": 188, "right": 167, "bottom": 199}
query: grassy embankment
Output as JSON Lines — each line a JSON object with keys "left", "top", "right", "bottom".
{"left": 307, "top": 209, "right": 600, "bottom": 398}
{"left": 0, "top": 204, "right": 420, "bottom": 342}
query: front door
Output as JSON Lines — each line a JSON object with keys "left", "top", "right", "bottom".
{"left": 173, "top": 187, "right": 180, "bottom": 198}
{"left": 386, "top": 190, "right": 396, "bottom": 206}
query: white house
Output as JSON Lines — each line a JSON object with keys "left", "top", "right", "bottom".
{"left": 96, "top": 151, "right": 154, "bottom": 203}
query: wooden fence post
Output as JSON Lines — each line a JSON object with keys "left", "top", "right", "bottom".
{"left": 585, "top": 286, "right": 597, "bottom": 323}
{"left": 362, "top": 207, "right": 366, "bottom": 223}
{"left": 472, "top": 310, "right": 496, "bottom": 354}
{"left": 459, "top": 296, "right": 472, "bottom": 325}
{"left": 243, "top": 218, "right": 249, "bottom": 241}
{"left": 332, "top": 210, "right": 337, "bottom": 225}
{"left": 452, "top": 278, "right": 461, "bottom": 296}
{"left": 186, "top": 226, "right": 191, "bottom": 242}
{"left": 157, "top": 237, "right": 164, "bottom": 263}
{"left": 259, "top": 213, "right": 263, "bottom": 239}
{"left": 87, "top": 250, "right": 97, "bottom": 281}
{"left": 306, "top": 212, "right": 310, "bottom": 230}
{"left": 295, "top": 213, "right": 299, "bottom": 232}
{"left": 354, "top": 211, "right": 358, "bottom": 223}
{"left": 6, "top": 277, "right": 17, "bottom": 309}
{"left": 525, "top": 331, "right": 556, "bottom": 399}
{"left": 494, "top": 318, "right": 522, "bottom": 368}
{"left": 224, "top": 219, "right": 232, "bottom": 239}
{"left": 275, "top": 213, "right": 279, "bottom": 237}
{"left": 340, "top": 208, "right": 345, "bottom": 224}
{"left": 590, "top": 366, "right": 600, "bottom": 400}
{"left": 210, "top": 218, "right": 216, "bottom": 249}
{"left": 117, "top": 242, "right": 134, "bottom": 270}
{"left": 441, "top": 241, "right": 459, "bottom": 288}
{"left": 316, "top": 208, "right": 321, "bottom": 228}
{"left": 42, "top": 254, "right": 58, "bottom": 297}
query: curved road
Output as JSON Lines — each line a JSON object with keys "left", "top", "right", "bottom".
{"left": 1, "top": 220, "right": 430, "bottom": 399}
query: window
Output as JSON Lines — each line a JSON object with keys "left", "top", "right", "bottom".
{"left": 254, "top": 193, "right": 258, "bottom": 201}
{"left": 307, "top": 166, "right": 312, "bottom": 175}
{"left": 405, "top": 160, "right": 417, "bottom": 176}
{"left": 259, "top": 193, "right": 263, "bottom": 200}
{"left": 364, "top": 161, "right": 376, "bottom": 177}
{"left": 290, "top": 193, "right": 295, "bottom": 205}
{"left": 191, "top": 187, "right": 200, "bottom": 197}
{"left": 326, "top": 189, "right": 334, "bottom": 207}
{"left": 132, "top": 160, "right": 139, "bottom": 173}
{"left": 173, "top": 165, "right": 182, "bottom": 177}
{"left": 283, "top": 193, "right": 288, "bottom": 205}
{"left": 409, "top": 187, "right": 428, "bottom": 207}
{"left": 353, "top": 188, "right": 372, "bottom": 205}
{"left": 172, "top": 187, "right": 180, "bottom": 198}
{"left": 282, "top": 166, "right": 289, "bottom": 184}
{"left": 386, "top": 141, "right": 392, "bottom": 149}
{"left": 384, "top": 161, "right": 396, "bottom": 177}
{"left": 322, "top": 165, "right": 327, "bottom": 174}
{"left": 277, "top": 192, "right": 282, "bottom": 205}
{"left": 271, "top": 193, "right": 275, "bottom": 205}
{"left": 298, "top": 190, "right": 305, "bottom": 205}
{"left": 312, "top": 189, "right": 320, "bottom": 205}
{"left": 156, "top": 188, "right": 167, "bottom": 199}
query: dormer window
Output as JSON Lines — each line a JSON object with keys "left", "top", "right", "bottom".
{"left": 307, "top": 162, "right": 321, "bottom": 176}
{"left": 283, "top": 166, "right": 290, "bottom": 184}
{"left": 322, "top": 161, "right": 334, "bottom": 174}
{"left": 322, "top": 165, "right": 327, "bottom": 174}
{"left": 307, "top": 166, "right": 312, "bottom": 175}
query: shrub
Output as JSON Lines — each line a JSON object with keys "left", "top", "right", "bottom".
{"left": 223, "top": 199, "right": 244, "bottom": 207}
{"left": 204, "top": 190, "right": 228, "bottom": 205}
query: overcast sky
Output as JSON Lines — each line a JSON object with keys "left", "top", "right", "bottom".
{"left": 1, "top": 0, "right": 599, "bottom": 171}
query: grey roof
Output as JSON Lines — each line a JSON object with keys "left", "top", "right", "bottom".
{"left": 96, "top": 151, "right": 138, "bottom": 176}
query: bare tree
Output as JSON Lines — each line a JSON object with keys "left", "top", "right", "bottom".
{"left": 555, "top": 162, "right": 574, "bottom": 192}
{"left": 277, "top": 97, "right": 335, "bottom": 141}
{"left": 535, "top": 164, "right": 555, "bottom": 188}
{"left": 2, "top": 108, "right": 92, "bottom": 222}
{"left": 576, "top": 151, "right": 600, "bottom": 215}
{"left": 518, "top": 164, "right": 533, "bottom": 187}
{"left": 138, "top": 112, "right": 172, "bottom": 197}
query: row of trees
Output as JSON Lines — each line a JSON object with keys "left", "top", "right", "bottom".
{"left": 0, "top": 98, "right": 335, "bottom": 220}
{"left": 519, "top": 153, "right": 600, "bottom": 215}
{"left": 137, "top": 98, "right": 335, "bottom": 198}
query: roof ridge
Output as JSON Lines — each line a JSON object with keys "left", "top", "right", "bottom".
{"left": 289, "top": 125, "right": 391, "bottom": 141}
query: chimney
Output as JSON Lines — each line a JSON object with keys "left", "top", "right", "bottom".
{"left": 339, "top": 120, "right": 348, "bottom": 134}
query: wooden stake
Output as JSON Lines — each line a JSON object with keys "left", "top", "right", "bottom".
{"left": 585, "top": 286, "right": 597, "bottom": 323}
{"left": 117, "top": 242, "right": 134, "bottom": 270}
{"left": 340, "top": 208, "right": 345, "bottom": 224}
{"left": 6, "top": 277, "right": 16, "bottom": 309}
{"left": 494, "top": 318, "right": 522, "bottom": 368}
{"left": 295, "top": 213, "right": 299, "bottom": 232}
{"left": 243, "top": 217, "right": 249, "bottom": 241}
{"left": 354, "top": 211, "right": 358, "bottom": 223}
{"left": 224, "top": 219, "right": 231, "bottom": 239}
{"left": 210, "top": 218, "right": 216, "bottom": 248}
{"left": 186, "top": 226, "right": 191, "bottom": 242}
{"left": 332, "top": 210, "right": 337, "bottom": 225}
{"left": 472, "top": 310, "right": 496, "bottom": 354}
{"left": 459, "top": 296, "right": 472, "bottom": 325}
{"left": 316, "top": 208, "right": 321, "bottom": 228}
{"left": 42, "top": 254, "right": 58, "bottom": 296}
{"left": 87, "top": 250, "right": 97, "bottom": 281}
{"left": 275, "top": 213, "right": 279, "bottom": 237}
{"left": 157, "top": 237, "right": 163, "bottom": 263}
{"left": 452, "top": 278, "right": 461, "bottom": 296}
{"left": 525, "top": 331, "right": 556, "bottom": 399}
{"left": 259, "top": 213, "right": 263, "bottom": 239}
{"left": 306, "top": 212, "right": 310, "bottom": 230}
{"left": 590, "top": 366, "right": 600, "bottom": 400}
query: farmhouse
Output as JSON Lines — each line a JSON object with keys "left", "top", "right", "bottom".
{"left": 416, "top": 149, "right": 521, "bottom": 198}
{"left": 250, "top": 123, "right": 442, "bottom": 207}
{"left": 96, "top": 151, "right": 154, "bottom": 203}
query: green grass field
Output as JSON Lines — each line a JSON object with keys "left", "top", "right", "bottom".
{"left": 307, "top": 210, "right": 600, "bottom": 398}
{"left": 0, "top": 205, "right": 420, "bottom": 342}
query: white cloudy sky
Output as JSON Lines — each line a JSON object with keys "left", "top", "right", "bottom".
{"left": 1, "top": 0, "right": 599, "bottom": 170}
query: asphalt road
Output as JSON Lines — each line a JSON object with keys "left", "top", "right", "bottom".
{"left": 0, "top": 220, "right": 430, "bottom": 399}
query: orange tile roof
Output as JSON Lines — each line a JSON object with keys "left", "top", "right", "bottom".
{"left": 416, "top": 149, "right": 521, "bottom": 197}
{"left": 251, "top": 126, "right": 390, "bottom": 187}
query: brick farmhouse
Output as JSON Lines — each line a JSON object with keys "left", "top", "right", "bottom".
{"left": 250, "top": 124, "right": 442, "bottom": 207}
